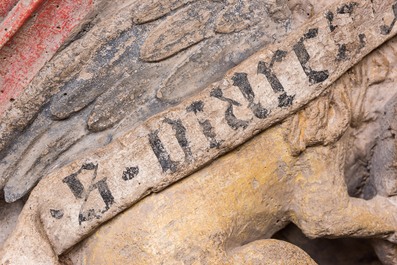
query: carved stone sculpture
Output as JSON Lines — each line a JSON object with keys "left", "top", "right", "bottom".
{"left": 1, "top": 0, "right": 397, "bottom": 264}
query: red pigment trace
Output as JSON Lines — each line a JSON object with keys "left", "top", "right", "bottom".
{"left": 0, "top": 0, "right": 93, "bottom": 115}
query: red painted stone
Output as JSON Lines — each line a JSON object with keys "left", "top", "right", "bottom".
{"left": 0, "top": 0, "right": 93, "bottom": 115}
{"left": 0, "top": 0, "right": 20, "bottom": 20}
{"left": 0, "top": 0, "right": 45, "bottom": 50}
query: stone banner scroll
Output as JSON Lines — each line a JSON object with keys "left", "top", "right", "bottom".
{"left": 2, "top": 0, "right": 397, "bottom": 264}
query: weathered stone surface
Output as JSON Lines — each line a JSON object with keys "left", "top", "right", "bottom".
{"left": 63, "top": 125, "right": 298, "bottom": 263}
{"left": 228, "top": 240, "right": 318, "bottom": 265}
{"left": 2, "top": 0, "right": 397, "bottom": 264}
{"left": 0, "top": 199, "right": 23, "bottom": 249}
{"left": 0, "top": 0, "right": 294, "bottom": 202}
{"left": 372, "top": 240, "right": 397, "bottom": 265}
{"left": 131, "top": 0, "right": 198, "bottom": 24}
{"left": 140, "top": 1, "right": 220, "bottom": 62}
{"left": 2, "top": 0, "right": 395, "bottom": 205}
{"left": 58, "top": 44, "right": 397, "bottom": 263}
{"left": 274, "top": 224, "right": 382, "bottom": 265}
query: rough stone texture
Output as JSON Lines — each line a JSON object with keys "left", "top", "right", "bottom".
{"left": 1, "top": 0, "right": 395, "bottom": 204}
{"left": 0, "top": 0, "right": 296, "bottom": 202}
{"left": 274, "top": 224, "right": 382, "bottom": 265}
{"left": 228, "top": 239, "right": 318, "bottom": 264}
{"left": 2, "top": 0, "right": 397, "bottom": 264}
{"left": 63, "top": 124, "right": 298, "bottom": 264}
{"left": 59, "top": 44, "right": 397, "bottom": 263}
{"left": 342, "top": 41, "right": 397, "bottom": 200}
{"left": 0, "top": 199, "right": 23, "bottom": 249}
{"left": 0, "top": 0, "right": 351, "bottom": 204}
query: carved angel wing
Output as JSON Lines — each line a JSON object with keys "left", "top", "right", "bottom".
{"left": 0, "top": 0, "right": 311, "bottom": 202}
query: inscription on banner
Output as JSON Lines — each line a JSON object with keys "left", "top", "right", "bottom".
{"left": 46, "top": 2, "right": 397, "bottom": 225}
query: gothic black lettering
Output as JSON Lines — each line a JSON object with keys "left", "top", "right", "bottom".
{"left": 293, "top": 28, "right": 329, "bottom": 84}
{"left": 326, "top": 11, "right": 337, "bottom": 32}
{"left": 148, "top": 130, "right": 178, "bottom": 173}
{"left": 187, "top": 101, "right": 222, "bottom": 149}
{"left": 210, "top": 88, "right": 250, "bottom": 130}
{"left": 50, "top": 209, "right": 64, "bottom": 219}
{"left": 122, "top": 166, "right": 139, "bottom": 181}
{"left": 93, "top": 178, "right": 114, "bottom": 211}
{"left": 164, "top": 118, "right": 193, "bottom": 161}
{"left": 358, "top": 33, "right": 366, "bottom": 50}
{"left": 62, "top": 163, "right": 115, "bottom": 224}
{"left": 336, "top": 2, "right": 358, "bottom": 15}
{"left": 231, "top": 72, "right": 269, "bottom": 119}
{"left": 257, "top": 50, "right": 295, "bottom": 108}
{"left": 380, "top": 3, "right": 397, "bottom": 35}
{"left": 336, "top": 44, "right": 348, "bottom": 61}
{"left": 63, "top": 173, "right": 85, "bottom": 199}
